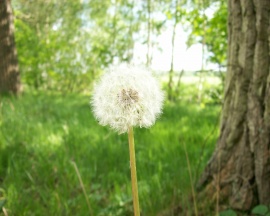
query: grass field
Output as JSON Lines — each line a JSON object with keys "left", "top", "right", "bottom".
{"left": 0, "top": 90, "right": 220, "bottom": 215}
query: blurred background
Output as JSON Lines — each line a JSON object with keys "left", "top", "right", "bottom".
{"left": 0, "top": 0, "right": 226, "bottom": 215}
{"left": 13, "top": 0, "right": 227, "bottom": 98}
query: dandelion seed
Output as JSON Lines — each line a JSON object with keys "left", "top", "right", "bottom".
{"left": 91, "top": 64, "right": 164, "bottom": 134}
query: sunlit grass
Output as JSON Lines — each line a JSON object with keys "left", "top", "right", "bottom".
{"left": 0, "top": 92, "right": 220, "bottom": 215}
{"left": 160, "top": 72, "right": 222, "bottom": 85}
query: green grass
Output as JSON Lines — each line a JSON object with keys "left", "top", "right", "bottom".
{"left": 0, "top": 92, "right": 220, "bottom": 216}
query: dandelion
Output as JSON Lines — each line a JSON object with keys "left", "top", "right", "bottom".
{"left": 91, "top": 64, "right": 164, "bottom": 216}
{"left": 91, "top": 64, "right": 164, "bottom": 134}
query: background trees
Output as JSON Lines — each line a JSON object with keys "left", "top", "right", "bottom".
{"left": 12, "top": 0, "right": 139, "bottom": 92}
{"left": 7, "top": 0, "right": 227, "bottom": 95}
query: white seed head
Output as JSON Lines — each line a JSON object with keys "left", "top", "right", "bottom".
{"left": 91, "top": 64, "right": 164, "bottom": 133}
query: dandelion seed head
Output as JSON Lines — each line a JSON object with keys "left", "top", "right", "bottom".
{"left": 91, "top": 64, "right": 164, "bottom": 133}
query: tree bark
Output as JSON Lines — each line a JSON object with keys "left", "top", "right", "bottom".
{"left": 198, "top": 0, "right": 270, "bottom": 211}
{"left": 0, "top": 0, "right": 21, "bottom": 95}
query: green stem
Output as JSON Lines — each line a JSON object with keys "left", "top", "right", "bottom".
{"left": 128, "top": 127, "right": 140, "bottom": 216}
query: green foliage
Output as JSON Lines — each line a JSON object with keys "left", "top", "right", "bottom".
{"left": 0, "top": 91, "right": 219, "bottom": 215}
{"left": 219, "top": 205, "right": 270, "bottom": 216}
{"left": 0, "top": 198, "right": 6, "bottom": 209}
{"left": 11, "top": 0, "right": 229, "bottom": 95}
{"left": 252, "top": 205, "right": 270, "bottom": 216}
{"left": 13, "top": 0, "right": 140, "bottom": 92}
{"left": 205, "top": 2, "right": 227, "bottom": 64}
{"left": 187, "top": 1, "right": 228, "bottom": 65}
{"left": 219, "top": 209, "right": 238, "bottom": 216}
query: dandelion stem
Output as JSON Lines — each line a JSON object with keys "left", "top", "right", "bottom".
{"left": 128, "top": 127, "right": 140, "bottom": 216}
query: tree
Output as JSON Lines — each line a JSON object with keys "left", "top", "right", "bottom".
{"left": 0, "top": 0, "right": 21, "bottom": 95}
{"left": 167, "top": 0, "right": 184, "bottom": 101}
{"left": 198, "top": 0, "right": 270, "bottom": 212}
{"left": 13, "top": 0, "right": 140, "bottom": 92}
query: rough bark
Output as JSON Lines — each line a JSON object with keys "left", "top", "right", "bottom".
{"left": 0, "top": 0, "right": 21, "bottom": 95}
{"left": 198, "top": 0, "right": 270, "bottom": 211}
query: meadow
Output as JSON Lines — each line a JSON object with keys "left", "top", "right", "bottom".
{"left": 0, "top": 78, "right": 221, "bottom": 215}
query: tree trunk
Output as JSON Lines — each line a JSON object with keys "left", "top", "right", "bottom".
{"left": 0, "top": 0, "right": 21, "bottom": 95}
{"left": 198, "top": 0, "right": 270, "bottom": 212}
{"left": 168, "top": 0, "right": 178, "bottom": 102}
{"left": 146, "top": 0, "right": 152, "bottom": 67}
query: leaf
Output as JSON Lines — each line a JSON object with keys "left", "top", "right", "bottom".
{"left": 251, "top": 205, "right": 269, "bottom": 215}
{"left": 166, "top": 11, "right": 172, "bottom": 20}
{"left": 0, "top": 199, "right": 6, "bottom": 208}
{"left": 219, "top": 209, "right": 237, "bottom": 216}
